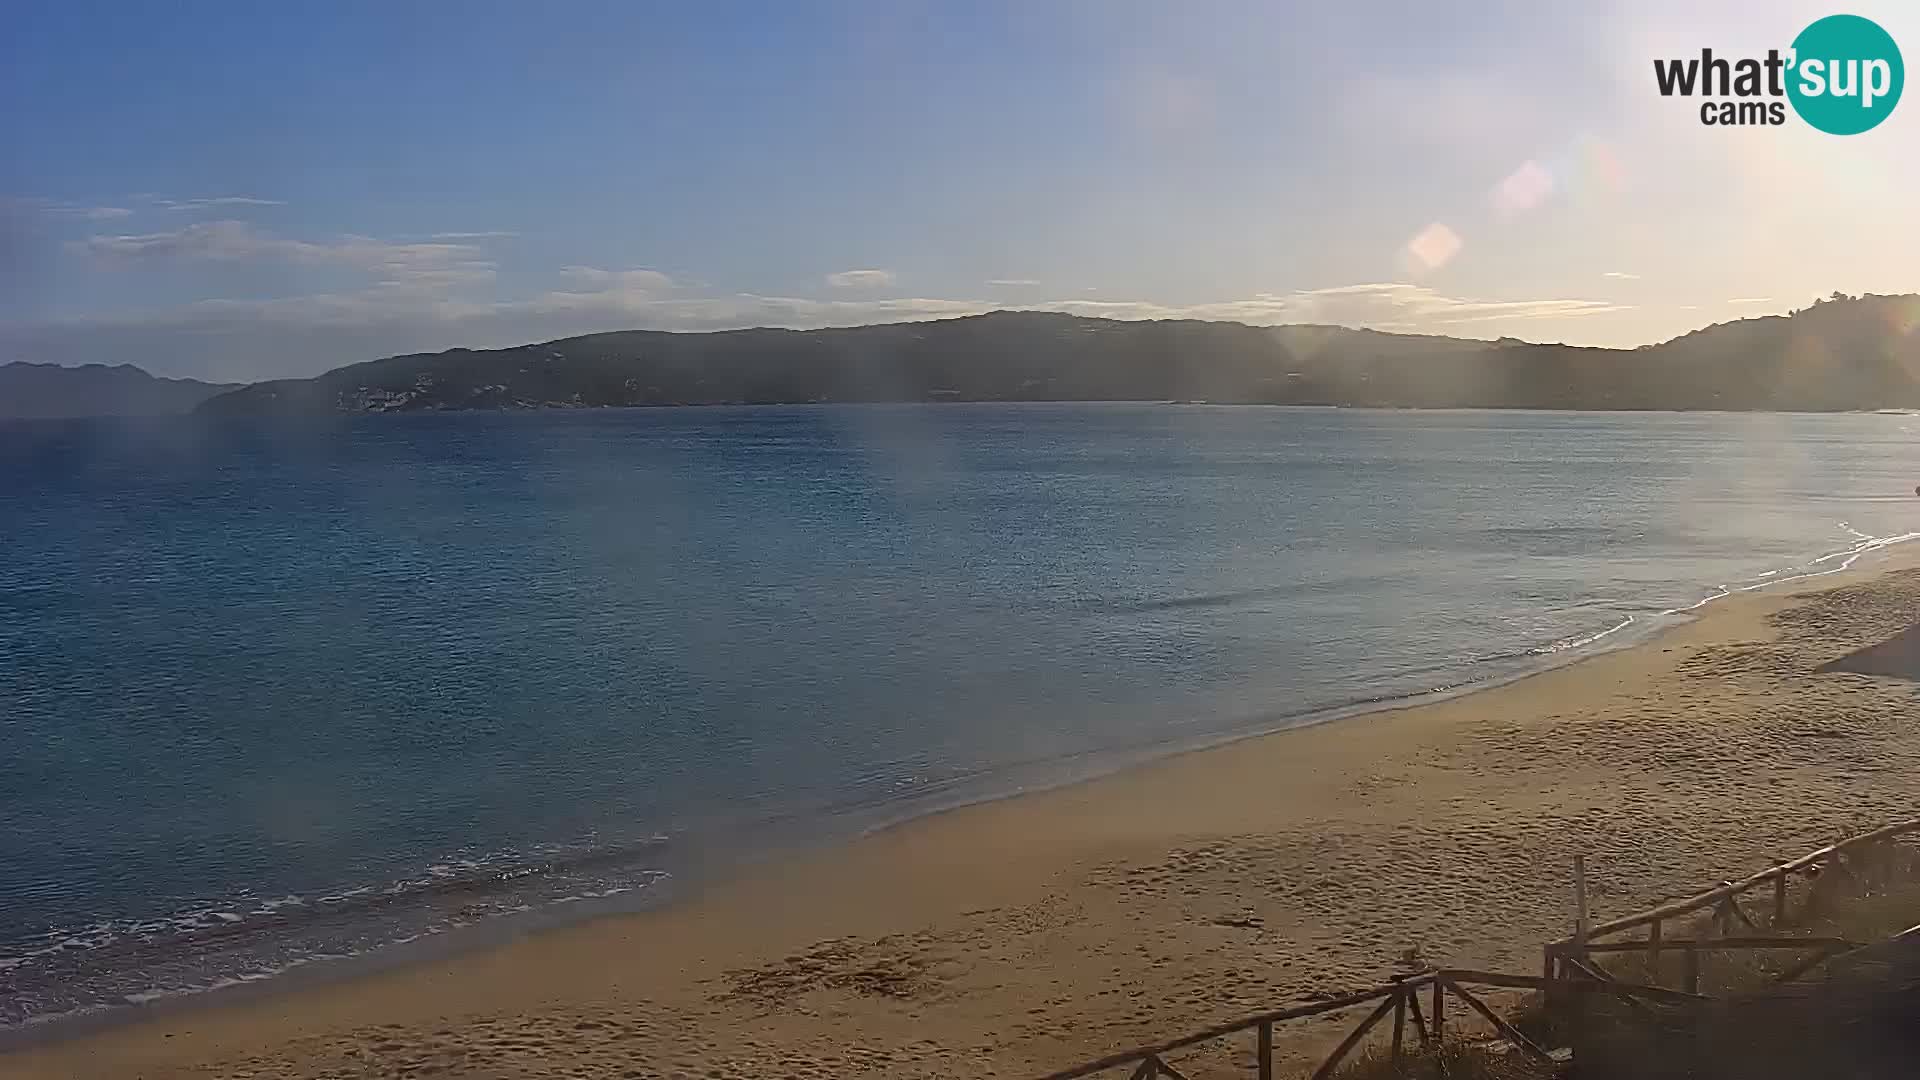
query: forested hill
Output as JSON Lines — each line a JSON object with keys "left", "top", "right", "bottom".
{"left": 194, "top": 294, "right": 1920, "bottom": 415}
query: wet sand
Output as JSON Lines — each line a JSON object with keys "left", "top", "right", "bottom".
{"left": 14, "top": 551, "right": 1920, "bottom": 1080}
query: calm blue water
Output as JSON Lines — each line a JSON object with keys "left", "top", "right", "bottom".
{"left": 3, "top": 404, "right": 1918, "bottom": 1026}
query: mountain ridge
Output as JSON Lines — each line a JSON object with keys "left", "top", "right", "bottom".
{"left": 20, "top": 293, "right": 1920, "bottom": 417}
{"left": 195, "top": 294, "right": 1920, "bottom": 414}
{"left": 0, "top": 361, "right": 239, "bottom": 420}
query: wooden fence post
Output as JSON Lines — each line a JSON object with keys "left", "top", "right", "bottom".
{"left": 1405, "top": 984, "right": 1432, "bottom": 1048}
{"left": 1391, "top": 985, "right": 1407, "bottom": 1064}
{"left": 1573, "top": 854, "right": 1591, "bottom": 945}
{"left": 1648, "top": 919, "right": 1663, "bottom": 985}
{"left": 1257, "top": 1021, "right": 1272, "bottom": 1080}
{"left": 1431, "top": 977, "right": 1444, "bottom": 1044}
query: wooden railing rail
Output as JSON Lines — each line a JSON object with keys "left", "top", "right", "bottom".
{"left": 1558, "top": 819, "right": 1920, "bottom": 946}
{"left": 1036, "top": 969, "right": 1691, "bottom": 1080}
{"left": 1040, "top": 821, "right": 1919, "bottom": 1080}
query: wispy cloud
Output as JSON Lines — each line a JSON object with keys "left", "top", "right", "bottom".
{"left": 987, "top": 278, "right": 1041, "bottom": 287}
{"left": 150, "top": 196, "right": 285, "bottom": 212}
{"left": 1726, "top": 297, "right": 1774, "bottom": 304}
{"left": 8, "top": 193, "right": 286, "bottom": 220}
{"left": 532, "top": 267, "right": 681, "bottom": 313}
{"left": 556, "top": 266, "right": 674, "bottom": 291}
{"left": 503, "top": 278, "right": 1622, "bottom": 336}
{"left": 826, "top": 268, "right": 895, "bottom": 289}
{"left": 54, "top": 205, "right": 133, "bottom": 221}
{"left": 1602, "top": 271, "right": 1640, "bottom": 280}
{"left": 430, "top": 230, "right": 519, "bottom": 240}
{"left": 8, "top": 197, "right": 133, "bottom": 220}
{"left": 1068, "top": 282, "right": 1624, "bottom": 330}
{"left": 79, "top": 220, "right": 498, "bottom": 289}
{"left": 82, "top": 220, "right": 279, "bottom": 263}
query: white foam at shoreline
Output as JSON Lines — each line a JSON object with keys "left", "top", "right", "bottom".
{"left": 1658, "top": 525, "right": 1920, "bottom": 618}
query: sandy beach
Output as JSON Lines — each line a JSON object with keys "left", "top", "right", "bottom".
{"left": 14, "top": 551, "right": 1920, "bottom": 1080}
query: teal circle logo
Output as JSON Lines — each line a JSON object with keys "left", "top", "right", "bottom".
{"left": 1787, "top": 14, "right": 1903, "bottom": 134}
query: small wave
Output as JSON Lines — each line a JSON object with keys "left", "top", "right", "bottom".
{"left": 0, "top": 835, "right": 672, "bottom": 985}
{"left": 1536, "top": 614, "right": 1639, "bottom": 654}
{"left": 0, "top": 871, "right": 671, "bottom": 1032}
{"left": 1461, "top": 612, "right": 1640, "bottom": 665}
{"left": 1658, "top": 525, "right": 1920, "bottom": 617}
{"left": 1467, "top": 648, "right": 1536, "bottom": 664}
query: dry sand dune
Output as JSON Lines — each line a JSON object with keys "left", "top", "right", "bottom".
{"left": 13, "top": 554, "right": 1920, "bottom": 1080}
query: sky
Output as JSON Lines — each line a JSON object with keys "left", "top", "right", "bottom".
{"left": 3, "top": 0, "right": 1918, "bottom": 381}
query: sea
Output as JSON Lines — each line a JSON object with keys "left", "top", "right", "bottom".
{"left": 3, "top": 404, "right": 1918, "bottom": 1031}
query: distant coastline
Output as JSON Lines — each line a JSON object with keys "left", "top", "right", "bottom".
{"left": 0, "top": 362, "right": 235, "bottom": 421}
{"left": 12, "top": 293, "right": 1920, "bottom": 420}
{"left": 178, "top": 292, "right": 1920, "bottom": 416}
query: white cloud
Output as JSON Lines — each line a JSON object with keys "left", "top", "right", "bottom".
{"left": 826, "top": 268, "right": 896, "bottom": 289}
{"left": 82, "top": 220, "right": 278, "bottom": 262}
{"left": 1050, "top": 283, "right": 1623, "bottom": 331}
{"left": 370, "top": 266, "right": 499, "bottom": 291}
{"left": 514, "top": 292, "right": 979, "bottom": 325}
{"left": 1726, "top": 297, "right": 1774, "bottom": 304}
{"left": 556, "top": 266, "right": 674, "bottom": 291}
{"left": 79, "top": 220, "right": 497, "bottom": 288}
{"left": 987, "top": 278, "right": 1041, "bottom": 287}
{"left": 9, "top": 197, "right": 133, "bottom": 220}
{"left": 1602, "top": 271, "right": 1640, "bottom": 280}
{"left": 429, "top": 231, "right": 518, "bottom": 240}
{"left": 151, "top": 196, "right": 285, "bottom": 212}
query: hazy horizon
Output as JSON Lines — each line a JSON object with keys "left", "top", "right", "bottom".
{"left": 5, "top": 0, "right": 1916, "bottom": 382}
{"left": 13, "top": 296, "right": 1894, "bottom": 387}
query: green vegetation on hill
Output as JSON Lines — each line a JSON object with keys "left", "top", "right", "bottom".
{"left": 178, "top": 292, "right": 1920, "bottom": 415}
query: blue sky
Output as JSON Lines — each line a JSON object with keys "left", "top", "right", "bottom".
{"left": 3, "top": 0, "right": 1917, "bottom": 380}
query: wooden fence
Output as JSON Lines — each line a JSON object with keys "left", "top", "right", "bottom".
{"left": 1033, "top": 968, "right": 1698, "bottom": 1080}
{"left": 1036, "top": 819, "right": 1920, "bottom": 1080}
{"left": 1543, "top": 818, "right": 1920, "bottom": 993}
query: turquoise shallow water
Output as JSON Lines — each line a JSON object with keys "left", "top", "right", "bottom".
{"left": 3, "top": 404, "right": 1917, "bottom": 1026}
